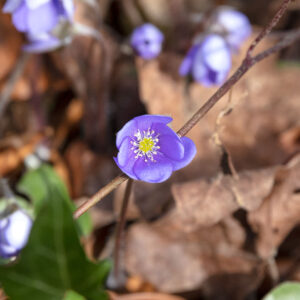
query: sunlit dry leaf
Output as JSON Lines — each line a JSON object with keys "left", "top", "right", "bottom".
{"left": 125, "top": 218, "right": 258, "bottom": 293}
{"left": 171, "top": 167, "right": 277, "bottom": 232}
{"left": 248, "top": 159, "right": 300, "bottom": 258}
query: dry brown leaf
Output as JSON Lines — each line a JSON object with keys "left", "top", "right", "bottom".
{"left": 125, "top": 217, "right": 259, "bottom": 293}
{"left": 279, "top": 126, "right": 300, "bottom": 155}
{"left": 0, "top": 132, "right": 50, "bottom": 176}
{"left": 0, "top": 14, "right": 22, "bottom": 82}
{"left": 248, "top": 158, "right": 300, "bottom": 259}
{"left": 170, "top": 167, "right": 277, "bottom": 232}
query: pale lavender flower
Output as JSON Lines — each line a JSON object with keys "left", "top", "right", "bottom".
{"left": 130, "top": 23, "right": 164, "bottom": 60}
{"left": 114, "top": 115, "right": 196, "bottom": 183}
{"left": 2, "top": 0, "right": 74, "bottom": 52}
{"left": 213, "top": 8, "right": 251, "bottom": 51}
{"left": 0, "top": 210, "right": 32, "bottom": 258}
{"left": 179, "top": 34, "right": 231, "bottom": 86}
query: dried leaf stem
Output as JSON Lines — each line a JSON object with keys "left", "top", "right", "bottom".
{"left": 73, "top": 0, "right": 298, "bottom": 219}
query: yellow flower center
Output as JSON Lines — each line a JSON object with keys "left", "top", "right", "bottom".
{"left": 139, "top": 137, "right": 154, "bottom": 153}
{"left": 131, "top": 129, "right": 160, "bottom": 162}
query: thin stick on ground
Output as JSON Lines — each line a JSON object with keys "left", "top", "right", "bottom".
{"left": 0, "top": 52, "right": 30, "bottom": 122}
{"left": 113, "top": 179, "right": 133, "bottom": 279}
{"left": 73, "top": 0, "right": 299, "bottom": 219}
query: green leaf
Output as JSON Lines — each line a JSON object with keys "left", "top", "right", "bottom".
{"left": 0, "top": 166, "right": 110, "bottom": 300}
{"left": 17, "top": 164, "right": 92, "bottom": 236}
{"left": 63, "top": 290, "right": 86, "bottom": 300}
{"left": 263, "top": 282, "right": 300, "bottom": 300}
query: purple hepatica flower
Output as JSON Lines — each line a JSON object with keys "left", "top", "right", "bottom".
{"left": 3, "top": 0, "right": 74, "bottom": 52}
{"left": 114, "top": 115, "right": 196, "bottom": 183}
{"left": 0, "top": 210, "right": 32, "bottom": 258}
{"left": 214, "top": 9, "right": 251, "bottom": 51}
{"left": 179, "top": 34, "right": 231, "bottom": 86}
{"left": 130, "top": 23, "right": 164, "bottom": 60}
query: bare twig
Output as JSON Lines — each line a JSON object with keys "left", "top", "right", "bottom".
{"left": 246, "top": 0, "right": 291, "bottom": 59}
{"left": 73, "top": 0, "right": 299, "bottom": 219}
{"left": 113, "top": 179, "right": 133, "bottom": 279}
{"left": 73, "top": 174, "right": 128, "bottom": 219}
{"left": 0, "top": 52, "right": 30, "bottom": 121}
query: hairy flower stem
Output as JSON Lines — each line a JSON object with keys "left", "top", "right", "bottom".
{"left": 73, "top": 0, "right": 298, "bottom": 219}
{"left": 113, "top": 179, "right": 133, "bottom": 280}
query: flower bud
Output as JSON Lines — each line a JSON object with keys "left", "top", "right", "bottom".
{"left": 0, "top": 210, "right": 32, "bottom": 258}
{"left": 179, "top": 34, "right": 231, "bottom": 86}
{"left": 3, "top": 0, "right": 74, "bottom": 52}
{"left": 130, "top": 23, "right": 164, "bottom": 60}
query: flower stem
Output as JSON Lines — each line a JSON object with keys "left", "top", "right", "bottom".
{"left": 113, "top": 179, "right": 133, "bottom": 280}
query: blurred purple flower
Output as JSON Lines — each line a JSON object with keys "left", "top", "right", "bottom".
{"left": 130, "top": 23, "right": 164, "bottom": 60}
{"left": 3, "top": 0, "right": 74, "bottom": 52}
{"left": 114, "top": 115, "right": 196, "bottom": 183}
{"left": 214, "top": 8, "right": 251, "bottom": 50}
{"left": 179, "top": 34, "right": 231, "bottom": 86}
{"left": 0, "top": 210, "right": 32, "bottom": 258}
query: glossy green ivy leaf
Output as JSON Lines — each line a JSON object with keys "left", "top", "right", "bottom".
{"left": 0, "top": 166, "right": 110, "bottom": 300}
{"left": 63, "top": 290, "right": 86, "bottom": 300}
{"left": 17, "top": 164, "right": 92, "bottom": 236}
{"left": 263, "top": 282, "right": 300, "bottom": 300}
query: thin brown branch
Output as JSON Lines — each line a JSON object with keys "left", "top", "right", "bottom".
{"left": 73, "top": 0, "right": 298, "bottom": 218}
{"left": 73, "top": 174, "right": 128, "bottom": 219}
{"left": 113, "top": 179, "right": 133, "bottom": 280}
{"left": 253, "top": 28, "right": 300, "bottom": 63}
{"left": 246, "top": 0, "right": 291, "bottom": 58}
{"left": 0, "top": 52, "right": 30, "bottom": 123}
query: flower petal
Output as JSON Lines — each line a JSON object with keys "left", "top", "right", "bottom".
{"left": 114, "top": 137, "right": 138, "bottom": 180}
{"left": 116, "top": 119, "right": 138, "bottom": 149}
{"left": 0, "top": 244, "right": 18, "bottom": 258}
{"left": 62, "top": 0, "right": 75, "bottom": 19}
{"left": 158, "top": 135, "right": 184, "bottom": 160}
{"left": 133, "top": 154, "right": 173, "bottom": 183}
{"left": 25, "top": 0, "right": 51, "bottom": 9}
{"left": 116, "top": 137, "right": 133, "bottom": 167}
{"left": 172, "top": 137, "right": 196, "bottom": 171}
{"left": 130, "top": 23, "right": 164, "bottom": 59}
{"left": 200, "top": 34, "right": 231, "bottom": 72}
{"left": 2, "top": 0, "right": 23, "bottom": 13}
{"left": 23, "top": 34, "right": 62, "bottom": 53}
{"left": 179, "top": 44, "right": 199, "bottom": 76}
{"left": 4, "top": 211, "right": 32, "bottom": 250}
{"left": 134, "top": 114, "right": 172, "bottom": 131}
{"left": 27, "top": 1, "right": 59, "bottom": 35}
{"left": 192, "top": 34, "right": 231, "bottom": 86}
{"left": 12, "top": 2, "right": 29, "bottom": 32}
{"left": 216, "top": 9, "right": 251, "bottom": 49}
